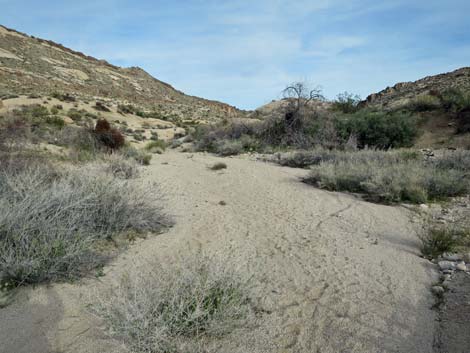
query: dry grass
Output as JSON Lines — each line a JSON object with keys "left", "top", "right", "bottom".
{"left": 94, "top": 254, "right": 252, "bottom": 353}
{"left": 302, "top": 149, "right": 470, "bottom": 204}
{"left": 0, "top": 162, "right": 168, "bottom": 286}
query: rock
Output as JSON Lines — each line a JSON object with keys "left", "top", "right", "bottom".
{"left": 456, "top": 261, "right": 467, "bottom": 271}
{"left": 432, "top": 286, "right": 445, "bottom": 296}
{"left": 463, "top": 253, "right": 470, "bottom": 263}
{"left": 419, "top": 204, "right": 429, "bottom": 210}
{"left": 442, "top": 253, "right": 462, "bottom": 262}
{"left": 438, "top": 261, "right": 456, "bottom": 271}
{"left": 442, "top": 279, "right": 451, "bottom": 288}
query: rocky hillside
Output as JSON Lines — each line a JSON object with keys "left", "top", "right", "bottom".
{"left": 364, "top": 67, "right": 470, "bottom": 109}
{"left": 0, "top": 25, "right": 241, "bottom": 121}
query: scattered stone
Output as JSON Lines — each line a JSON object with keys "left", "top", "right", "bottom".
{"left": 456, "top": 261, "right": 467, "bottom": 271}
{"left": 439, "top": 261, "right": 457, "bottom": 271}
{"left": 432, "top": 286, "right": 445, "bottom": 296}
{"left": 443, "top": 269, "right": 454, "bottom": 275}
{"left": 442, "top": 253, "right": 462, "bottom": 262}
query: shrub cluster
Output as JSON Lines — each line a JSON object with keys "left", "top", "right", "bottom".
{"left": 0, "top": 162, "right": 167, "bottom": 286}
{"left": 335, "top": 110, "right": 418, "bottom": 148}
{"left": 94, "top": 255, "right": 251, "bottom": 353}
{"left": 303, "top": 150, "right": 470, "bottom": 204}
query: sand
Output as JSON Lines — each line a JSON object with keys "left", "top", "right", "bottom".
{"left": 0, "top": 151, "right": 438, "bottom": 353}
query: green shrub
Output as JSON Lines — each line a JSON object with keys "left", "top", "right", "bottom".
{"left": 67, "top": 108, "right": 84, "bottom": 122}
{"left": 420, "top": 227, "right": 459, "bottom": 258}
{"left": 331, "top": 92, "right": 361, "bottom": 113}
{"left": 440, "top": 88, "right": 470, "bottom": 112}
{"left": 145, "top": 140, "right": 167, "bottom": 153}
{"left": 117, "top": 104, "right": 136, "bottom": 115}
{"left": 94, "top": 255, "right": 251, "bottom": 353}
{"left": 335, "top": 110, "right": 418, "bottom": 148}
{"left": 405, "top": 95, "right": 441, "bottom": 112}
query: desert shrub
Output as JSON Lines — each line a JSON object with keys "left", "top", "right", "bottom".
{"left": 440, "top": 88, "right": 470, "bottom": 112}
{"left": 420, "top": 227, "right": 460, "bottom": 258}
{"left": 304, "top": 150, "right": 470, "bottom": 203}
{"left": 405, "top": 95, "right": 441, "bottom": 112}
{"left": 93, "top": 119, "right": 125, "bottom": 150}
{"left": 121, "top": 145, "right": 153, "bottom": 165}
{"left": 331, "top": 92, "right": 361, "bottom": 113}
{"left": 67, "top": 108, "right": 84, "bottom": 122}
{"left": 145, "top": 140, "right": 167, "bottom": 153}
{"left": 102, "top": 153, "right": 140, "bottom": 179}
{"left": 117, "top": 104, "right": 136, "bottom": 115}
{"left": 93, "top": 101, "right": 111, "bottom": 112}
{"left": 94, "top": 255, "right": 251, "bottom": 353}
{"left": 0, "top": 163, "right": 168, "bottom": 285}
{"left": 215, "top": 139, "right": 244, "bottom": 156}
{"left": 209, "top": 162, "right": 227, "bottom": 171}
{"left": 51, "top": 92, "right": 76, "bottom": 102}
{"left": 432, "top": 149, "right": 470, "bottom": 171}
{"left": 171, "top": 139, "right": 183, "bottom": 149}
{"left": 335, "top": 110, "right": 418, "bottom": 148}
{"left": 50, "top": 106, "right": 60, "bottom": 115}
{"left": 275, "top": 148, "right": 420, "bottom": 168}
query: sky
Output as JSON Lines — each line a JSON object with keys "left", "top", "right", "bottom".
{"left": 0, "top": 0, "right": 469, "bottom": 110}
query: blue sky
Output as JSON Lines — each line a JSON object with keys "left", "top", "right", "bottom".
{"left": 1, "top": 0, "right": 469, "bottom": 109}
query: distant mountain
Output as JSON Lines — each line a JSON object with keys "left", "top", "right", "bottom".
{"left": 364, "top": 67, "right": 470, "bottom": 109}
{"left": 0, "top": 25, "right": 242, "bottom": 120}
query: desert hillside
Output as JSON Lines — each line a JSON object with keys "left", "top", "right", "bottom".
{"left": 1, "top": 23, "right": 470, "bottom": 353}
{"left": 0, "top": 25, "right": 241, "bottom": 121}
{"left": 364, "top": 67, "right": 470, "bottom": 109}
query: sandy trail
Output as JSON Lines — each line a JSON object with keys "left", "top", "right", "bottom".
{"left": 1, "top": 152, "right": 437, "bottom": 353}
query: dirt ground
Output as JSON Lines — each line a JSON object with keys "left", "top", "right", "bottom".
{"left": 0, "top": 151, "right": 439, "bottom": 353}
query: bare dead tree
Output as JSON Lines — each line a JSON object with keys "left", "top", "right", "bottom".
{"left": 282, "top": 82, "right": 324, "bottom": 127}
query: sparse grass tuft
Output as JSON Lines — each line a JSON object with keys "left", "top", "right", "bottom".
{"left": 419, "top": 227, "right": 458, "bottom": 259}
{"left": 209, "top": 162, "right": 227, "bottom": 171}
{"left": 94, "top": 255, "right": 252, "bottom": 353}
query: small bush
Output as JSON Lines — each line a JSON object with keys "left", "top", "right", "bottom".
{"left": 67, "top": 108, "right": 84, "bottom": 122}
{"left": 121, "top": 146, "right": 153, "bottom": 165}
{"left": 93, "top": 119, "right": 125, "bottom": 150}
{"left": 93, "top": 101, "right": 111, "bottom": 112}
{"left": 331, "top": 92, "right": 361, "bottom": 113}
{"left": 209, "top": 162, "right": 227, "bottom": 171}
{"left": 51, "top": 92, "right": 76, "bottom": 102}
{"left": 117, "top": 104, "right": 136, "bottom": 115}
{"left": 405, "top": 95, "right": 441, "bottom": 112}
{"left": 145, "top": 140, "right": 167, "bottom": 153}
{"left": 440, "top": 88, "right": 470, "bottom": 112}
{"left": 102, "top": 154, "right": 140, "bottom": 179}
{"left": 420, "top": 227, "right": 459, "bottom": 258}
{"left": 94, "top": 255, "right": 251, "bottom": 353}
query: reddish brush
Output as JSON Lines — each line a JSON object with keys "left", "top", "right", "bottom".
{"left": 93, "top": 118, "right": 125, "bottom": 150}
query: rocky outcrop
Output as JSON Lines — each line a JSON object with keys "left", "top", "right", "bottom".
{"left": 363, "top": 67, "right": 470, "bottom": 109}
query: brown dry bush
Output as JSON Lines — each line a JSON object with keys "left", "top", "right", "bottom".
{"left": 93, "top": 118, "right": 125, "bottom": 150}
